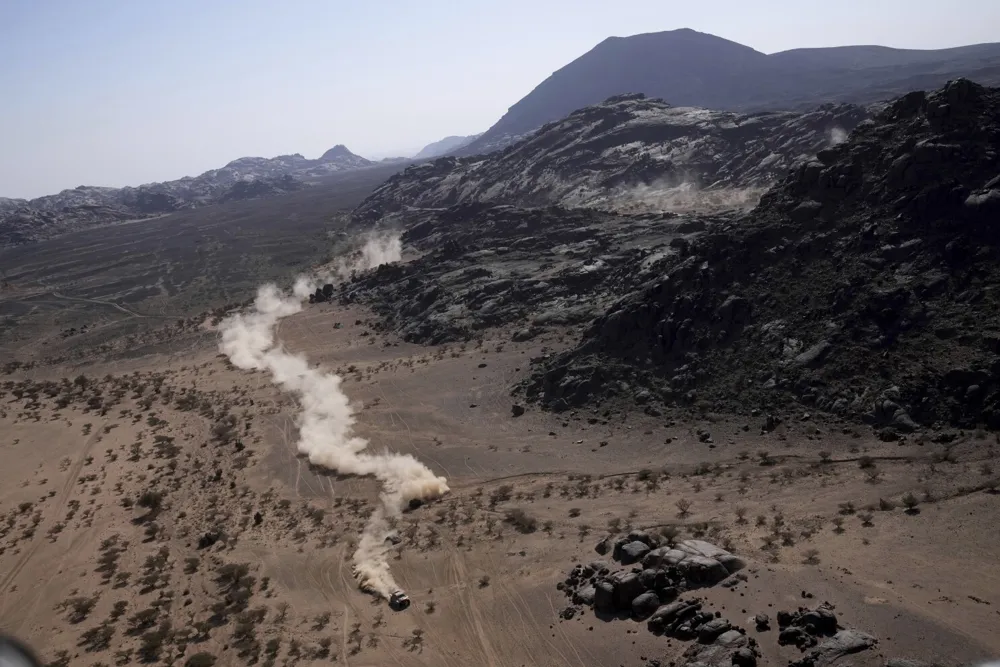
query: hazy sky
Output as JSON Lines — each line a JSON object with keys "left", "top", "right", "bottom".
{"left": 2, "top": 0, "right": 998, "bottom": 199}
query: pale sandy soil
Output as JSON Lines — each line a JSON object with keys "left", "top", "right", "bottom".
{"left": 1, "top": 302, "right": 998, "bottom": 667}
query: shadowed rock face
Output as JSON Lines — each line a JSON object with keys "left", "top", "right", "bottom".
{"left": 521, "top": 79, "right": 1000, "bottom": 431}
{"left": 352, "top": 95, "right": 870, "bottom": 224}
{"left": 0, "top": 146, "right": 374, "bottom": 246}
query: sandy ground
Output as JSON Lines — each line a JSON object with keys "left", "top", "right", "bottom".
{"left": 2, "top": 301, "right": 999, "bottom": 667}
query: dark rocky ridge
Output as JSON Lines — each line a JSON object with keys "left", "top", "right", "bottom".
{"left": 0, "top": 145, "right": 377, "bottom": 246}
{"left": 353, "top": 96, "right": 869, "bottom": 225}
{"left": 340, "top": 203, "right": 719, "bottom": 345}
{"left": 461, "top": 29, "right": 1000, "bottom": 156}
{"left": 521, "top": 79, "right": 1000, "bottom": 432}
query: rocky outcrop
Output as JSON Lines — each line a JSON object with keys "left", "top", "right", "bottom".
{"left": 352, "top": 95, "right": 869, "bottom": 223}
{"left": 522, "top": 80, "right": 1000, "bottom": 432}
{"left": 558, "top": 537, "right": 759, "bottom": 667}
{"left": 560, "top": 537, "right": 744, "bottom": 620}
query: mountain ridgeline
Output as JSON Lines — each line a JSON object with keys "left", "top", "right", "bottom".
{"left": 458, "top": 29, "right": 1000, "bottom": 155}
{"left": 353, "top": 95, "right": 870, "bottom": 224}
{"left": 413, "top": 134, "right": 483, "bottom": 160}
{"left": 0, "top": 145, "right": 376, "bottom": 246}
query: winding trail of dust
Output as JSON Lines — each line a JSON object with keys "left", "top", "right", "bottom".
{"left": 218, "top": 235, "right": 449, "bottom": 599}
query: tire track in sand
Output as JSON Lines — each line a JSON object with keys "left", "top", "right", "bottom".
{"left": 1, "top": 428, "right": 102, "bottom": 619}
{"left": 447, "top": 550, "right": 503, "bottom": 667}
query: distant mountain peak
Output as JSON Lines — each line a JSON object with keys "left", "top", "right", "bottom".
{"left": 320, "top": 144, "right": 362, "bottom": 161}
{"left": 457, "top": 30, "right": 1000, "bottom": 157}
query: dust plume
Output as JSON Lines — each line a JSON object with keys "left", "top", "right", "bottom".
{"left": 582, "top": 179, "right": 766, "bottom": 214}
{"left": 218, "top": 233, "right": 449, "bottom": 598}
{"left": 330, "top": 233, "right": 403, "bottom": 282}
{"left": 828, "top": 126, "right": 848, "bottom": 146}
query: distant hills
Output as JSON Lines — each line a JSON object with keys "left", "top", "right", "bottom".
{"left": 458, "top": 29, "right": 1000, "bottom": 156}
{"left": 413, "top": 134, "right": 482, "bottom": 160}
{"left": 0, "top": 145, "right": 379, "bottom": 246}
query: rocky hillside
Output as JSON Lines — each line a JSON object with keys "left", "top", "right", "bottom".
{"left": 340, "top": 203, "right": 721, "bottom": 345}
{"left": 0, "top": 145, "right": 375, "bottom": 246}
{"left": 352, "top": 95, "right": 869, "bottom": 224}
{"left": 522, "top": 79, "right": 1000, "bottom": 433}
{"left": 413, "top": 134, "right": 482, "bottom": 159}
{"left": 461, "top": 29, "right": 1000, "bottom": 156}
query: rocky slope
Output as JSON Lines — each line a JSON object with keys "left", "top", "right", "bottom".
{"left": 461, "top": 28, "right": 1000, "bottom": 156}
{"left": 0, "top": 145, "right": 375, "bottom": 246}
{"left": 340, "top": 203, "right": 723, "bottom": 345}
{"left": 413, "top": 134, "right": 482, "bottom": 159}
{"left": 353, "top": 95, "right": 869, "bottom": 224}
{"left": 522, "top": 79, "right": 1000, "bottom": 433}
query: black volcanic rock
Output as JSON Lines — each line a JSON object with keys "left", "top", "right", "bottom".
{"left": 353, "top": 96, "right": 869, "bottom": 224}
{"left": 461, "top": 28, "right": 1000, "bottom": 156}
{"left": 521, "top": 79, "right": 1000, "bottom": 431}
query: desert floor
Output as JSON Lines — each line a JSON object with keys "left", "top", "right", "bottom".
{"left": 2, "top": 291, "right": 999, "bottom": 667}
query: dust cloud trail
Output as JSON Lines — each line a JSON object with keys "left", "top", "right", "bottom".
{"left": 218, "top": 234, "right": 449, "bottom": 598}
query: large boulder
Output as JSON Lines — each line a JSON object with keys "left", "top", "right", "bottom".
{"left": 631, "top": 591, "right": 661, "bottom": 619}
{"left": 620, "top": 540, "right": 652, "bottom": 564}
{"left": 698, "top": 617, "right": 733, "bottom": 643}
{"left": 791, "top": 630, "right": 877, "bottom": 667}
{"left": 678, "top": 540, "right": 747, "bottom": 575}
{"left": 594, "top": 581, "right": 615, "bottom": 612}
{"left": 589, "top": 559, "right": 610, "bottom": 574}
{"left": 610, "top": 571, "right": 646, "bottom": 610}
{"left": 572, "top": 585, "right": 596, "bottom": 606}
{"left": 647, "top": 599, "right": 702, "bottom": 633}
{"left": 682, "top": 554, "right": 732, "bottom": 585}
{"left": 641, "top": 540, "right": 744, "bottom": 586}
{"left": 625, "top": 529, "right": 658, "bottom": 547}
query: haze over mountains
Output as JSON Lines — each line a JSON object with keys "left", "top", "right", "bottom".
{"left": 412, "top": 134, "right": 482, "bottom": 159}
{"left": 458, "top": 28, "right": 1000, "bottom": 155}
{"left": 5, "top": 27, "right": 1000, "bottom": 247}
{"left": 4, "top": 4, "right": 1000, "bottom": 663}
{"left": 0, "top": 144, "right": 379, "bottom": 245}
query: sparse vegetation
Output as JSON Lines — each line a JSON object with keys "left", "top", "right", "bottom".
{"left": 504, "top": 508, "right": 538, "bottom": 533}
{"left": 675, "top": 498, "right": 692, "bottom": 517}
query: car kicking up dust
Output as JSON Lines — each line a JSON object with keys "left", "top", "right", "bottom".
{"left": 218, "top": 234, "right": 449, "bottom": 600}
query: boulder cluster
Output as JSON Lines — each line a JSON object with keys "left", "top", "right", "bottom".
{"left": 559, "top": 536, "right": 759, "bottom": 665}
{"left": 556, "top": 535, "right": 891, "bottom": 667}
